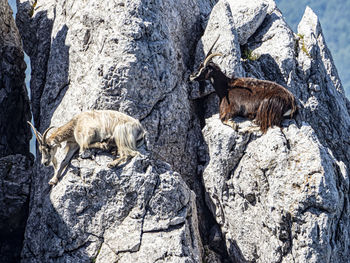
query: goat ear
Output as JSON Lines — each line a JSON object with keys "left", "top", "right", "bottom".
{"left": 27, "top": 121, "right": 43, "bottom": 145}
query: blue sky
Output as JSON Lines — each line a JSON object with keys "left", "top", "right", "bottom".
{"left": 8, "top": 0, "right": 16, "bottom": 14}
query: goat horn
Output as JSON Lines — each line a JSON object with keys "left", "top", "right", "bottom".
{"left": 27, "top": 121, "right": 43, "bottom": 145}
{"left": 189, "top": 70, "right": 202, "bottom": 81}
{"left": 42, "top": 126, "right": 55, "bottom": 145}
{"left": 203, "top": 53, "right": 223, "bottom": 67}
{"left": 205, "top": 35, "right": 220, "bottom": 58}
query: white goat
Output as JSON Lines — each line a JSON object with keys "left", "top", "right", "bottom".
{"left": 28, "top": 110, "right": 146, "bottom": 185}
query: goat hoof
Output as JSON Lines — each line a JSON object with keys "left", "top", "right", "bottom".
{"left": 107, "top": 162, "right": 116, "bottom": 168}
{"left": 107, "top": 159, "right": 125, "bottom": 168}
{"left": 49, "top": 179, "right": 58, "bottom": 185}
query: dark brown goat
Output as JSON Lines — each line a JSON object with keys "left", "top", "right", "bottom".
{"left": 190, "top": 46, "right": 296, "bottom": 133}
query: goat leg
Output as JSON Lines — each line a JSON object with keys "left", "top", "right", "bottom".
{"left": 238, "top": 125, "right": 261, "bottom": 134}
{"left": 107, "top": 156, "right": 127, "bottom": 168}
{"left": 222, "top": 119, "right": 238, "bottom": 131}
{"left": 78, "top": 141, "right": 111, "bottom": 159}
{"left": 49, "top": 143, "right": 79, "bottom": 185}
{"left": 107, "top": 150, "right": 139, "bottom": 168}
{"left": 88, "top": 141, "right": 111, "bottom": 150}
{"left": 79, "top": 140, "right": 116, "bottom": 159}
{"left": 49, "top": 173, "right": 59, "bottom": 186}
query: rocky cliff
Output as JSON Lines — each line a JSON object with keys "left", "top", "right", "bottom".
{"left": 16, "top": 0, "right": 212, "bottom": 261}
{"left": 3, "top": 0, "right": 349, "bottom": 262}
{"left": 0, "top": 0, "right": 32, "bottom": 262}
{"left": 0, "top": 0, "right": 30, "bottom": 157}
{"left": 196, "top": 1, "right": 350, "bottom": 262}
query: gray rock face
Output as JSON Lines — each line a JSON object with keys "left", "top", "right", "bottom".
{"left": 13, "top": 0, "right": 350, "bottom": 262}
{"left": 0, "top": 0, "right": 31, "bottom": 157}
{"left": 296, "top": 7, "right": 350, "bottom": 165}
{"left": 0, "top": 154, "right": 32, "bottom": 263}
{"left": 190, "top": 0, "right": 268, "bottom": 117}
{"left": 198, "top": 1, "right": 350, "bottom": 262}
{"left": 0, "top": 1, "right": 32, "bottom": 262}
{"left": 21, "top": 153, "right": 202, "bottom": 262}
{"left": 191, "top": 0, "right": 266, "bottom": 97}
{"left": 16, "top": 0, "right": 212, "bottom": 178}
{"left": 203, "top": 116, "right": 347, "bottom": 262}
{"left": 16, "top": 0, "right": 214, "bottom": 261}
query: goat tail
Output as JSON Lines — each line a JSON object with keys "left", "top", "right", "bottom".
{"left": 255, "top": 96, "right": 286, "bottom": 133}
{"left": 114, "top": 121, "right": 145, "bottom": 156}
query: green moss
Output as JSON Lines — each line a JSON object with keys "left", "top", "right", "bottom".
{"left": 29, "top": 0, "right": 38, "bottom": 17}
{"left": 91, "top": 244, "right": 103, "bottom": 263}
{"left": 297, "top": 33, "right": 311, "bottom": 58}
{"left": 242, "top": 48, "right": 260, "bottom": 61}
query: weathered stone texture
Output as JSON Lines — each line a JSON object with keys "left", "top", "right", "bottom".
{"left": 13, "top": 0, "right": 350, "bottom": 262}
{"left": 0, "top": 154, "right": 32, "bottom": 263}
{"left": 16, "top": 1, "right": 215, "bottom": 261}
{"left": 198, "top": 1, "right": 350, "bottom": 262}
{"left": 16, "top": 0, "right": 215, "bottom": 178}
{"left": 0, "top": 0, "right": 31, "bottom": 157}
{"left": 21, "top": 153, "right": 202, "bottom": 262}
{"left": 203, "top": 116, "right": 348, "bottom": 262}
{"left": 0, "top": 1, "right": 32, "bottom": 262}
{"left": 296, "top": 7, "right": 350, "bottom": 165}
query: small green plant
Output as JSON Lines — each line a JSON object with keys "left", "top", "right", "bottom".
{"left": 297, "top": 33, "right": 311, "bottom": 58}
{"left": 29, "top": 0, "right": 38, "bottom": 17}
{"left": 91, "top": 243, "right": 103, "bottom": 263}
{"left": 242, "top": 48, "right": 260, "bottom": 61}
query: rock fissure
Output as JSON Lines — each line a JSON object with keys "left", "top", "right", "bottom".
{"left": 63, "top": 240, "right": 93, "bottom": 256}
{"left": 136, "top": 174, "right": 160, "bottom": 253}
{"left": 48, "top": 79, "right": 71, "bottom": 105}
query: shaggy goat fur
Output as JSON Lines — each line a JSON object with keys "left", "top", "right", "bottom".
{"left": 190, "top": 57, "right": 296, "bottom": 133}
{"left": 28, "top": 110, "right": 146, "bottom": 185}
